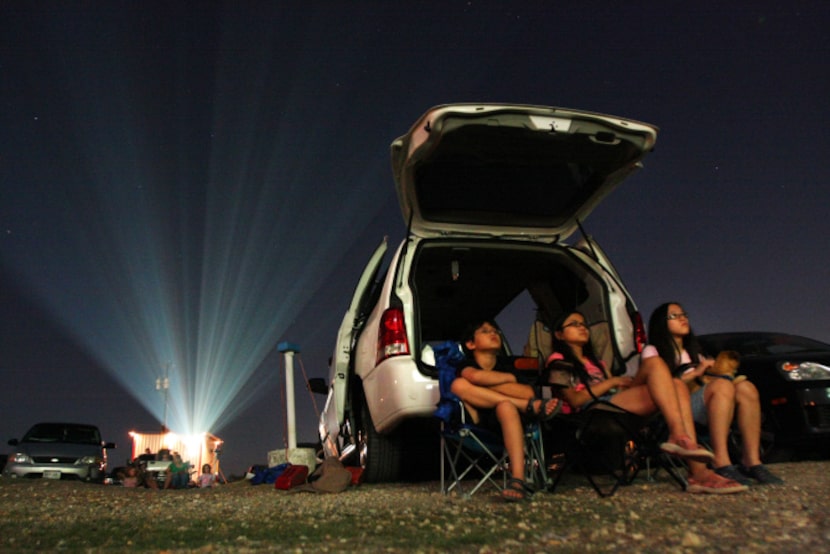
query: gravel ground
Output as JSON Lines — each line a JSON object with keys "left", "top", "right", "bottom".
{"left": 0, "top": 461, "right": 828, "bottom": 553}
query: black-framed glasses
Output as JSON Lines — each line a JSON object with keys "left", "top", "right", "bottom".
{"left": 562, "top": 320, "right": 588, "bottom": 329}
{"left": 666, "top": 312, "right": 689, "bottom": 321}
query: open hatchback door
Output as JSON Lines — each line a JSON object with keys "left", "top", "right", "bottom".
{"left": 391, "top": 104, "right": 657, "bottom": 241}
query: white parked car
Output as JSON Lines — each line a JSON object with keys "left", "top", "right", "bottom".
{"left": 315, "top": 103, "right": 658, "bottom": 482}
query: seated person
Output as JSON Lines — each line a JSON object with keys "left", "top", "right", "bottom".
{"left": 136, "top": 448, "right": 155, "bottom": 463}
{"left": 144, "top": 449, "right": 171, "bottom": 488}
{"left": 645, "top": 302, "right": 783, "bottom": 485}
{"left": 546, "top": 310, "right": 746, "bottom": 494}
{"left": 450, "top": 319, "right": 560, "bottom": 502}
{"left": 121, "top": 465, "right": 139, "bottom": 488}
{"left": 199, "top": 464, "right": 216, "bottom": 488}
{"left": 164, "top": 452, "right": 190, "bottom": 489}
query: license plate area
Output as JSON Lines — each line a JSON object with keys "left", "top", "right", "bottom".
{"left": 43, "top": 470, "right": 61, "bottom": 479}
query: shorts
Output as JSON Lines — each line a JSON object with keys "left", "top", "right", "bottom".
{"left": 582, "top": 392, "right": 615, "bottom": 411}
{"left": 462, "top": 405, "right": 501, "bottom": 432}
{"left": 690, "top": 385, "right": 708, "bottom": 425}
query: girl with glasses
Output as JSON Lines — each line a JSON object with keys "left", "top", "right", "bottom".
{"left": 645, "top": 302, "right": 783, "bottom": 485}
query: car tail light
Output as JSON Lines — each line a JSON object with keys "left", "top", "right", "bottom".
{"left": 633, "top": 312, "right": 647, "bottom": 353}
{"left": 377, "top": 307, "right": 410, "bottom": 364}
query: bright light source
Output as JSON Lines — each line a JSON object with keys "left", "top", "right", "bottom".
{"left": 0, "top": 33, "right": 382, "bottom": 440}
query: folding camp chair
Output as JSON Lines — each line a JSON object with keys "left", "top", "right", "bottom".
{"left": 432, "top": 341, "right": 551, "bottom": 498}
{"left": 546, "top": 399, "right": 687, "bottom": 497}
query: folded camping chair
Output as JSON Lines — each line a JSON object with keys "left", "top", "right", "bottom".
{"left": 432, "top": 341, "right": 550, "bottom": 497}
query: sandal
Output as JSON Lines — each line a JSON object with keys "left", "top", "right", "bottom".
{"left": 687, "top": 471, "right": 748, "bottom": 494}
{"left": 526, "top": 397, "right": 562, "bottom": 422}
{"left": 501, "top": 477, "right": 530, "bottom": 502}
{"left": 659, "top": 435, "right": 715, "bottom": 463}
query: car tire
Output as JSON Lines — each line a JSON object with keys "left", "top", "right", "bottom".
{"left": 87, "top": 467, "right": 104, "bottom": 483}
{"left": 358, "top": 400, "right": 403, "bottom": 483}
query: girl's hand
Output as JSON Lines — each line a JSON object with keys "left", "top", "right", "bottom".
{"left": 613, "top": 376, "right": 634, "bottom": 390}
{"left": 690, "top": 359, "right": 713, "bottom": 378}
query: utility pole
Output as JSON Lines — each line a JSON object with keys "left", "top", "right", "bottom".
{"left": 155, "top": 363, "right": 170, "bottom": 433}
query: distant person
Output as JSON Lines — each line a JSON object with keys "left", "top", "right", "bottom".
{"left": 146, "top": 449, "right": 171, "bottom": 488}
{"left": 198, "top": 464, "right": 216, "bottom": 488}
{"left": 645, "top": 302, "right": 783, "bottom": 485}
{"left": 136, "top": 448, "right": 155, "bottom": 463}
{"left": 121, "top": 466, "right": 139, "bottom": 488}
{"left": 164, "top": 452, "right": 190, "bottom": 489}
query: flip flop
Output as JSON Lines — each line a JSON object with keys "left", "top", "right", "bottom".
{"left": 526, "top": 397, "right": 562, "bottom": 422}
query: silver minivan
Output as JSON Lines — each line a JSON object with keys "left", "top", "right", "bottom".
{"left": 4, "top": 422, "right": 115, "bottom": 482}
{"left": 316, "top": 104, "right": 658, "bottom": 482}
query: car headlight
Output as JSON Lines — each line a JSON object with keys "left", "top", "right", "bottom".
{"left": 779, "top": 361, "right": 830, "bottom": 381}
{"left": 79, "top": 455, "right": 104, "bottom": 465}
{"left": 9, "top": 453, "right": 33, "bottom": 464}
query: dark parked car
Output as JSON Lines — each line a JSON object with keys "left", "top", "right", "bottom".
{"left": 3, "top": 422, "right": 116, "bottom": 482}
{"left": 698, "top": 332, "right": 830, "bottom": 458}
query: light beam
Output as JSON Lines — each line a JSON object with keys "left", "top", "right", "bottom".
{"left": 1, "top": 16, "right": 390, "bottom": 439}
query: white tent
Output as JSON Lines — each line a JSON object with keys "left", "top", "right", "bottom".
{"left": 129, "top": 430, "right": 223, "bottom": 476}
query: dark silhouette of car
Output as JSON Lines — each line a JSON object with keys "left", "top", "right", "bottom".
{"left": 4, "top": 422, "right": 116, "bottom": 482}
{"left": 698, "top": 332, "right": 830, "bottom": 459}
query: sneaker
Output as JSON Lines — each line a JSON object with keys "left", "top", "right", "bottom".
{"left": 713, "top": 464, "right": 753, "bottom": 486}
{"left": 740, "top": 464, "right": 784, "bottom": 485}
{"left": 687, "top": 471, "right": 749, "bottom": 494}
{"left": 660, "top": 436, "right": 715, "bottom": 463}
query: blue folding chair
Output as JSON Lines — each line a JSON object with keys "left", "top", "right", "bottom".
{"left": 433, "top": 341, "right": 550, "bottom": 498}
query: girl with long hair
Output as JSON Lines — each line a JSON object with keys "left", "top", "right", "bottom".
{"left": 645, "top": 302, "right": 783, "bottom": 485}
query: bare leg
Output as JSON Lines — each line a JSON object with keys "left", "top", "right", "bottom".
{"left": 704, "top": 380, "right": 737, "bottom": 468}
{"left": 495, "top": 400, "right": 527, "bottom": 500}
{"left": 673, "top": 379, "right": 698, "bottom": 441}
{"left": 490, "top": 382, "right": 536, "bottom": 401}
{"left": 734, "top": 380, "right": 763, "bottom": 467}
{"left": 495, "top": 401, "right": 525, "bottom": 481}
{"left": 617, "top": 357, "right": 694, "bottom": 441}
{"left": 451, "top": 378, "right": 555, "bottom": 417}
{"left": 450, "top": 378, "right": 530, "bottom": 412}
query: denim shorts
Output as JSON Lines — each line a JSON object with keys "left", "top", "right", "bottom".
{"left": 690, "top": 385, "right": 708, "bottom": 425}
{"left": 582, "top": 392, "right": 615, "bottom": 411}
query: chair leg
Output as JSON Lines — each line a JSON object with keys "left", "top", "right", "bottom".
{"left": 523, "top": 422, "right": 553, "bottom": 493}
{"left": 441, "top": 426, "right": 508, "bottom": 497}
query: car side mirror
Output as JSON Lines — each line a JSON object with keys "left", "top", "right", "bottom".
{"left": 307, "top": 377, "right": 328, "bottom": 395}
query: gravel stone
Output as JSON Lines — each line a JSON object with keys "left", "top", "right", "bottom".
{"left": 0, "top": 461, "right": 827, "bottom": 553}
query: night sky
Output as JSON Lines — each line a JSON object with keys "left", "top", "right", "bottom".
{"left": 2, "top": 2, "right": 829, "bottom": 476}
